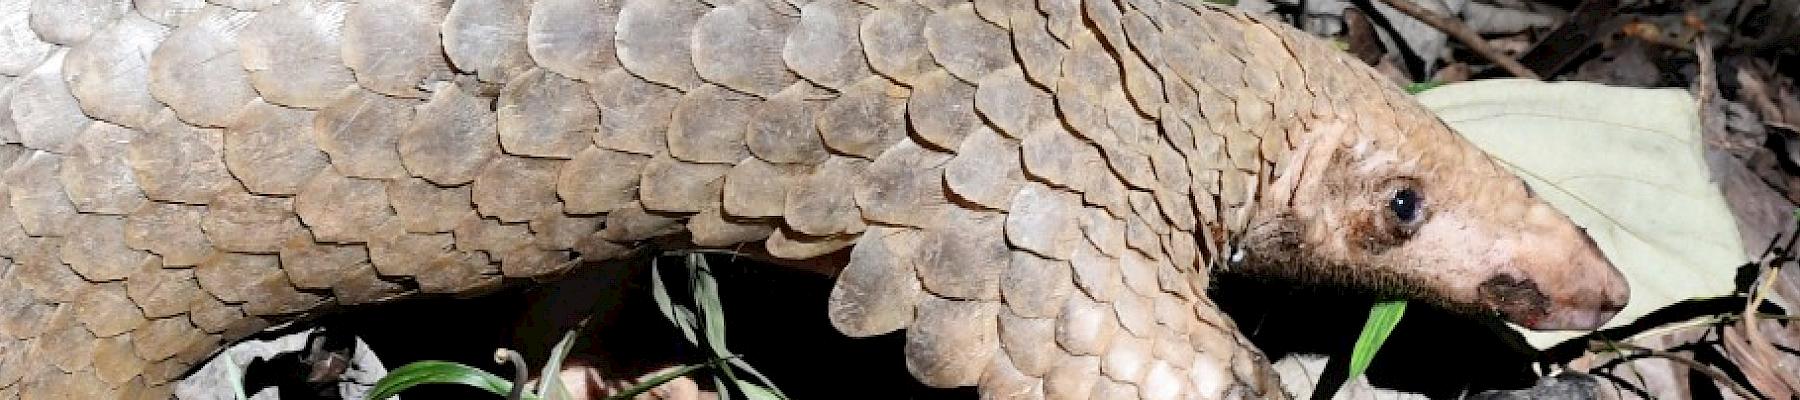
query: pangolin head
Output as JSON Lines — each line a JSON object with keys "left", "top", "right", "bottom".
{"left": 1239, "top": 118, "right": 1629, "bottom": 331}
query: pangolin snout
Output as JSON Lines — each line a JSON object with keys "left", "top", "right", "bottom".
{"left": 1489, "top": 227, "right": 1630, "bottom": 331}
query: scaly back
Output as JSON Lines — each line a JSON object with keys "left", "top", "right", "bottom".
{"left": 0, "top": 0, "right": 1448, "bottom": 398}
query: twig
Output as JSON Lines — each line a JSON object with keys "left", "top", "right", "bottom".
{"left": 1739, "top": 244, "right": 1800, "bottom": 395}
{"left": 1373, "top": 0, "right": 1542, "bottom": 79}
{"left": 1600, "top": 341, "right": 1762, "bottom": 400}
{"left": 1695, "top": 29, "right": 1718, "bottom": 128}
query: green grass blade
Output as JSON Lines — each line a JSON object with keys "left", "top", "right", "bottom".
{"left": 735, "top": 380, "right": 784, "bottom": 400}
{"left": 602, "top": 363, "right": 714, "bottom": 400}
{"left": 1348, "top": 300, "right": 1408, "bottom": 381}
{"left": 368, "top": 360, "right": 519, "bottom": 400}
{"left": 689, "top": 254, "right": 733, "bottom": 358}
{"left": 1404, "top": 81, "right": 1444, "bottom": 94}
{"left": 712, "top": 375, "right": 733, "bottom": 400}
{"left": 725, "top": 358, "right": 788, "bottom": 399}
{"left": 537, "top": 329, "right": 581, "bottom": 400}
{"left": 651, "top": 258, "right": 700, "bottom": 345}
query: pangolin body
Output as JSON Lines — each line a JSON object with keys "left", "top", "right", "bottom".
{"left": 0, "top": 0, "right": 1630, "bottom": 398}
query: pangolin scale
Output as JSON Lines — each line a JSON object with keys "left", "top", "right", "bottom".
{"left": 0, "top": 0, "right": 1631, "bottom": 398}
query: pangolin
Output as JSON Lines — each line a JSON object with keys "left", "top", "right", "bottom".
{"left": 0, "top": 0, "right": 1630, "bottom": 398}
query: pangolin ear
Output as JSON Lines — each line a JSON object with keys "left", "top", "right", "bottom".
{"left": 1263, "top": 120, "right": 1352, "bottom": 209}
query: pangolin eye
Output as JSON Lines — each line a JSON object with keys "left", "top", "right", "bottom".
{"left": 1389, "top": 188, "right": 1422, "bottom": 223}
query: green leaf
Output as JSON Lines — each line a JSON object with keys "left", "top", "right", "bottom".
{"left": 689, "top": 254, "right": 733, "bottom": 358}
{"left": 651, "top": 258, "right": 700, "bottom": 346}
{"left": 711, "top": 375, "right": 732, "bottom": 400}
{"left": 368, "top": 360, "right": 519, "bottom": 400}
{"left": 725, "top": 357, "right": 787, "bottom": 399}
{"left": 735, "top": 380, "right": 785, "bottom": 400}
{"left": 604, "top": 363, "right": 715, "bottom": 400}
{"left": 1347, "top": 300, "right": 1407, "bottom": 381}
{"left": 1403, "top": 81, "right": 1443, "bottom": 94}
{"left": 537, "top": 328, "right": 581, "bottom": 400}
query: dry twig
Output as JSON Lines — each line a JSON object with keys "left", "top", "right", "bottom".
{"left": 1595, "top": 340, "right": 1761, "bottom": 400}
{"left": 1736, "top": 244, "right": 1800, "bottom": 397}
{"left": 1373, "top": 0, "right": 1542, "bottom": 79}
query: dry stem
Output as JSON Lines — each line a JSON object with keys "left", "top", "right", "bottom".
{"left": 1373, "top": 0, "right": 1542, "bottom": 79}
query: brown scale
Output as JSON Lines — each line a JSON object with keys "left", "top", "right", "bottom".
{"left": 295, "top": 168, "right": 395, "bottom": 243}
{"left": 471, "top": 155, "right": 563, "bottom": 223}
{"left": 692, "top": 2, "right": 800, "bottom": 98}
{"left": 129, "top": 112, "right": 236, "bottom": 204}
{"left": 0, "top": 2, "right": 51, "bottom": 76}
{"left": 123, "top": 203, "right": 213, "bottom": 267}
{"left": 860, "top": 2, "right": 933, "bottom": 86}
{"left": 815, "top": 76, "right": 908, "bottom": 158}
{"left": 614, "top": 0, "right": 709, "bottom": 91}
{"left": 93, "top": 331, "right": 145, "bottom": 386}
{"left": 0, "top": 274, "right": 53, "bottom": 341}
{"left": 200, "top": 189, "right": 302, "bottom": 254}
{"left": 764, "top": 224, "right": 855, "bottom": 259}
{"left": 667, "top": 84, "right": 756, "bottom": 164}
{"left": 224, "top": 100, "right": 328, "bottom": 195}
{"left": 722, "top": 156, "right": 809, "bottom": 218}
{"left": 557, "top": 146, "right": 649, "bottom": 214}
{"left": 744, "top": 83, "right": 832, "bottom": 165}
{"left": 907, "top": 69, "right": 980, "bottom": 151}
{"left": 62, "top": 215, "right": 152, "bottom": 281}
{"left": 61, "top": 123, "right": 147, "bottom": 215}
{"left": 398, "top": 82, "right": 500, "bottom": 186}
{"left": 944, "top": 127, "right": 1025, "bottom": 211}
{"left": 785, "top": 0, "right": 874, "bottom": 91}
{"left": 63, "top": 13, "right": 168, "bottom": 131}
{"left": 687, "top": 203, "right": 774, "bottom": 247}
{"left": 123, "top": 257, "right": 202, "bottom": 319}
{"left": 278, "top": 233, "right": 372, "bottom": 290}
{"left": 999, "top": 308, "right": 1061, "bottom": 375}
{"left": 442, "top": 0, "right": 532, "bottom": 85}
{"left": 529, "top": 204, "right": 605, "bottom": 251}
{"left": 12, "top": 52, "right": 90, "bottom": 154}
{"left": 313, "top": 88, "right": 416, "bottom": 180}
{"left": 363, "top": 223, "right": 460, "bottom": 279}
{"left": 497, "top": 68, "right": 597, "bottom": 159}
{"left": 236, "top": 0, "right": 354, "bottom": 109}
{"left": 147, "top": 7, "right": 257, "bottom": 129}
{"left": 341, "top": 0, "right": 452, "bottom": 99}
{"left": 589, "top": 68, "right": 680, "bottom": 155}
{"left": 526, "top": 0, "right": 620, "bottom": 84}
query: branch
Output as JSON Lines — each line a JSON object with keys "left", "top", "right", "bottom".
{"left": 1373, "top": 0, "right": 1542, "bottom": 79}
{"left": 1600, "top": 341, "right": 1762, "bottom": 400}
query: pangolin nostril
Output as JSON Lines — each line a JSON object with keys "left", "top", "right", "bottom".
{"left": 1478, "top": 275, "right": 1550, "bottom": 324}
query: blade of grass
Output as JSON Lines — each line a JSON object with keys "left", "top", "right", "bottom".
{"left": 651, "top": 258, "right": 700, "bottom": 345}
{"left": 1348, "top": 300, "right": 1408, "bottom": 380}
{"left": 690, "top": 253, "right": 732, "bottom": 358}
{"left": 1404, "top": 81, "right": 1444, "bottom": 94}
{"left": 603, "top": 362, "right": 716, "bottom": 400}
{"left": 712, "top": 375, "right": 732, "bottom": 400}
{"left": 368, "top": 360, "right": 520, "bottom": 400}
{"left": 537, "top": 328, "right": 581, "bottom": 400}
{"left": 725, "top": 358, "right": 787, "bottom": 399}
{"left": 735, "top": 380, "right": 784, "bottom": 400}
